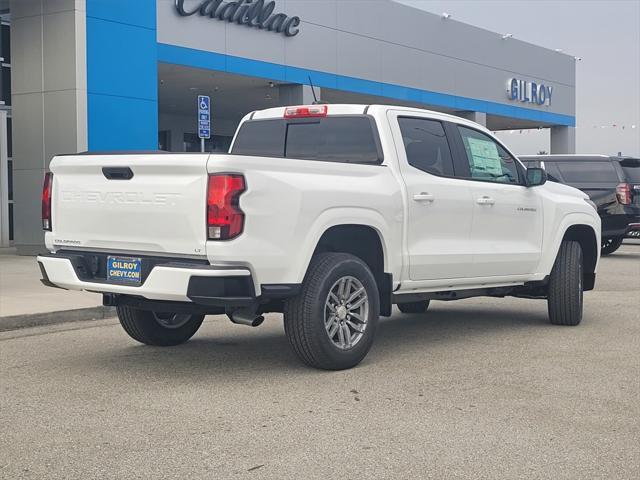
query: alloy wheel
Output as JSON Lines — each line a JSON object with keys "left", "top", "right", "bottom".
{"left": 324, "top": 276, "right": 369, "bottom": 350}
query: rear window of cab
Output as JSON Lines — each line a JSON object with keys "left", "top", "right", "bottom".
{"left": 231, "top": 116, "right": 383, "bottom": 164}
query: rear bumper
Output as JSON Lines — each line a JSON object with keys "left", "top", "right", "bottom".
{"left": 602, "top": 214, "right": 640, "bottom": 238}
{"left": 37, "top": 252, "right": 256, "bottom": 305}
{"left": 38, "top": 251, "right": 301, "bottom": 311}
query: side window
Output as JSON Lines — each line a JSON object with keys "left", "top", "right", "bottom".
{"left": 457, "top": 126, "right": 520, "bottom": 184}
{"left": 555, "top": 161, "right": 619, "bottom": 183}
{"left": 398, "top": 117, "right": 454, "bottom": 176}
{"left": 542, "top": 162, "right": 563, "bottom": 183}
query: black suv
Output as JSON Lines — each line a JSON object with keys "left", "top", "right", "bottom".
{"left": 520, "top": 155, "right": 640, "bottom": 255}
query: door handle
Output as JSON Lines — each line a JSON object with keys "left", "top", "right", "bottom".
{"left": 476, "top": 196, "right": 495, "bottom": 205}
{"left": 413, "top": 193, "right": 435, "bottom": 203}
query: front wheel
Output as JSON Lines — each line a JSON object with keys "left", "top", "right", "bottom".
{"left": 284, "top": 253, "right": 380, "bottom": 370}
{"left": 117, "top": 306, "right": 205, "bottom": 346}
{"left": 601, "top": 236, "right": 623, "bottom": 256}
{"left": 547, "top": 241, "right": 583, "bottom": 326}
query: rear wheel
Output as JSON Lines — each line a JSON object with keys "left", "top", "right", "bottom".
{"left": 548, "top": 241, "right": 583, "bottom": 326}
{"left": 601, "top": 236, "right": 623, "bottom": 255}
{"left": 397, "top": 300, "right": 430, "bottom": 314}
{"left": 117, "top": 306, "right": 205, "bottom": 346}
{"left": 284, "top": 253, "right": 379, "bottom": 370}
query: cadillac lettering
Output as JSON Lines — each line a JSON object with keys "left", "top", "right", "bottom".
{"left": 175, "top": 0, "right": 301, "bottom": 37}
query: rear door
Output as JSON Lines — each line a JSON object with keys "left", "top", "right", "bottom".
{"left": 389, "top": 112, "right": 475, "bottom": 280}
{"left": 50, "top": 153, "right": 210, "bottom": 257}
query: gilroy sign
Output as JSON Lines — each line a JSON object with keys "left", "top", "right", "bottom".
{"left": 506, "top": 78, "right": 553, "bottom": 106}
{"left": 174, "top": 0, "right": 301, "bottom": 37}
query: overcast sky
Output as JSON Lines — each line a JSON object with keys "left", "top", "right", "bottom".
{"left": 396, "top": 0, "right": 640, "bottom": 156}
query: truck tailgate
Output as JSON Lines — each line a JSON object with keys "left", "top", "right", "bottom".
{"left": 49, "top": 153, "right": 210, "bottom": 257}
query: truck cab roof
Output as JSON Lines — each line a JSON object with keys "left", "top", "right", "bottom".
{"left": 247, "top": 104, "right": 493, "bottom": 134}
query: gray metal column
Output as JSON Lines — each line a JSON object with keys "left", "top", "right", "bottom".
{"left": 10, "top": 0, "right": 87, "bottom": 255}
{"left": 0, "top": 110, "right": 8, "bottom": 247}
{"left": 550, "top": 126, "right": 576, "bottom": 154}
{"left": 279, "top": 84, "right": 320, "bottom": 106}
{"left": 456, "top": 111, "right": 487, "bottom": 127}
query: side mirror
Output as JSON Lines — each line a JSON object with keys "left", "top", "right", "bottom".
{"left": 526, "top": 167, "right": 547, "bottom": 187}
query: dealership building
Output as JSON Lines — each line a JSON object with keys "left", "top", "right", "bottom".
{"left": 0, "top": 0, "right": 577, "bottom": 253}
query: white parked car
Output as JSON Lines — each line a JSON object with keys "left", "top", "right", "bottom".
{"left": 38, "top": 104, "right": 601, "bottom": 370}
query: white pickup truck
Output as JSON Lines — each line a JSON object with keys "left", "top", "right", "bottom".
{"left": 38, "top": 104, "right": 600, "bottom": 370}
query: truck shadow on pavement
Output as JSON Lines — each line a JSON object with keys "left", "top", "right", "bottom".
{"left": 75, "top": 304, "right": 550, "bottom": 379}
{"left": 604, "top": 252, "right": 640, "bottom": 260}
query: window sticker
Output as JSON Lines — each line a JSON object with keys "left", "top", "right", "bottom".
{"left": 466, "top": 137, "right": 503, "bottom": 176}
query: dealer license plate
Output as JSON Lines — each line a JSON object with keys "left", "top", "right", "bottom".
{"left": 107, "top": 256, "right": 142, "bottom": 285}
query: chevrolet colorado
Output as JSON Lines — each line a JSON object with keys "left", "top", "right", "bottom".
{"left": 38, "top": 104, "right": 601, "bottom": 370}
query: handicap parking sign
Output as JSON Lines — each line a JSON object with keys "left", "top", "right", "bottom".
{"left": 198, "top": 95, "right": 211, "bottom": 139}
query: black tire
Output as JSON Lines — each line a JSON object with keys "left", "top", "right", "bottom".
{"left": 117, "top": 306, "right": 205, "bottom": 346}
{"left": 283, "top": 253, "right": 380, "bottom": 370}
{"left": 548, "top": 241, "right": 583, "bottom": 326}
{"left": 601, "top": 236, "right": 623, "bottom": 256}
{"left": 397, "top": 300, "right": 430, "bottom": 314}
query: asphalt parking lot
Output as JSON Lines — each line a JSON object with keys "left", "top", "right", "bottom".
{"left": 1, "top": 242, "right": 639, "bottom": 479}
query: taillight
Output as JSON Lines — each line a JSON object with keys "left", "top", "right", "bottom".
{"left": 207, "top": 174, "right": 246, "bottom": 240}
{"left": 616, "top": 183, "right": 631, "bottom": 205}
{"left": 42, "top": 172, "right": 53, "bottom": 231}
{"left": 284, "top": 105, "right": 328, "bottom": 119}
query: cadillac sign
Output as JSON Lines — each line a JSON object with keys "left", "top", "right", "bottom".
{"left": 175, "top": 0, "right": 301, "bottom": 37}
{"left": 507, "top": 78, "right": 553, "bottom": 106}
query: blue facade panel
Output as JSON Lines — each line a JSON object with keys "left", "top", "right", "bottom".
{"left": 85, "top": 0, "right": 157, "bottom": 29}
{"left": 86, "top": 0, "right": 158, "bottom": 151}
{"left": 86, "top": 18, "right": 157, "bottom": 100}
{"left": 87, "top": 95, "right": 158, "bottom": 152}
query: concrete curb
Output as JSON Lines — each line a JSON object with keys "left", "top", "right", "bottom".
{"left": 0, "top": 306, "right": 116, "bottom": 332}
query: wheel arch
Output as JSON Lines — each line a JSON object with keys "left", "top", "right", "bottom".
{"left": 560, "top": 224, "right": 599, "bottom": 291}
{"left": 309, "top": 224, "right": 393, "bottom": 317}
